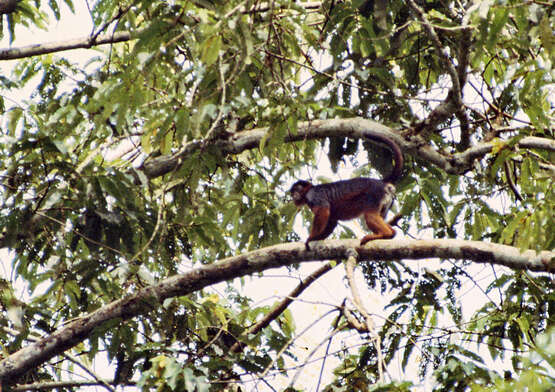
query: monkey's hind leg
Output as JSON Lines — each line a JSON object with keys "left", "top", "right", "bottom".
{"left": 360, "top": 210, "right": 396, "bottom": 245}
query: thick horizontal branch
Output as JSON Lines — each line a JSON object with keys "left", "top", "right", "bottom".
{"left": 140, "top": 117, "right": 555, "bottom": 179}
{"left": 0, "top": 31, "right": 134, "bottom": 60}
{"left": 458, "top": 135, "right": 555, "bottom": 163}
{"left": 0, "top": 239, "right": 552, "bottom": 382}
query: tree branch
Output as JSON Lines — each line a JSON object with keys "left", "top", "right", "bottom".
{"left": 456, "top": 27, "right": 473, "bottom": 149}
{"left": 406, "top": 0, "right": 477, "bottom": 136}
{"left": 407, "top": 0, "right": 462, "bottom": 105}
{"left": 504, "top": 161, "right": 524, "bottom": 202}
{"left": 0, "top": 31, "right": 135, "bottom": 60}
{"left": 0, "top": 239, "right": 552, "bottom": 383}
{"left": 345, "top": 251, "right": 384, "bottom": 381}
{"left": 2, "top": 118, "right": 553, "bottom": 250}
{"left": 10, "top": 380, "right": 135, "bottom": 391}
{"left": 229, "top": 261, "right": 335, "bottom": 353}
{"left": 140, "top": 117, "right": 555, "bottom": 179}
{"left": 0, "top": 3, "right": 324, "bottom": 60}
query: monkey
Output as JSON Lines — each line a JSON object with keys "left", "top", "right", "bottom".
{"left": 289, "top": 132, "right": 403, "bottom": 250}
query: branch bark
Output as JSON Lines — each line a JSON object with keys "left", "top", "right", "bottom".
{"left": 140, "top": 117, "right": 555, "bottom": 179}
{"left": 345, "top": 251, "right": 384, "bottom": 381}
{"left": 10, "top": 380, "right": 135, "bottom": 391}
{"left": 0, "top": 31, "right": 134, "bottom": 60}
{"left": 0, "top": 239, "right": 552, "bottom": 383}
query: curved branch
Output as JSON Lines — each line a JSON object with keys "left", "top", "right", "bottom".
{"left": 504, "top": 161, "right": 524, "bottom": 202}
{"left": 0, "top": 239, "right": 552, "bottom": 382}
{"left": 140, "top": 117, "right": 555, "bottom": 179}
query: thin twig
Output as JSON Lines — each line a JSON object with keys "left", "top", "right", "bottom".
{"left": 288, "top": 327, "right": 346, "bottom": 388}
{"left": 344, "top": 250, "right": 384, "bottom": 383}
{"left": 316, "top": 299, "right": 343, "bottom": 391}
{"left": 230, "top": 262, "right": 336, "bottom": 353}
{"left": 256, "top": 308, "right": 341, "bottom": 390}
{"left": 204, "top": 54, "right": 228, "bottom": 142}
{"left": 62, "top": 353, "right": 116, "bottom": 392}
{"left": 4, "top": 329, "right": 118, "bottom": 392}
{"left": 504, "top": 161, "right": 524, "bottom": 202}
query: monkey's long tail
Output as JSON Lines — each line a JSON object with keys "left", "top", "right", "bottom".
{"left": 366, "top": 133, "right": 404, "bottom": 184}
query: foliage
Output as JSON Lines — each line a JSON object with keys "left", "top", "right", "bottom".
{"left": 0, "top": 0, "right": 553, "bottom": 390}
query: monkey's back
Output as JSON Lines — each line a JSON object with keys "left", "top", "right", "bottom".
{"left": 306, "top": 178, "right": 392, "bottom": 221}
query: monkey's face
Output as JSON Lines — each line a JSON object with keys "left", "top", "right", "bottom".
{"left": 289, "top": 180, "right": 312, "bottom": 206}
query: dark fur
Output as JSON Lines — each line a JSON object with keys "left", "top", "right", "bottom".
{"left": 290, "top": 133, "right": 403, "bottom": 249}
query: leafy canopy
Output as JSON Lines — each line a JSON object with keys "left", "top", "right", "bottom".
{"left": 0, "top": 0, "right": 553, "bottom": 390}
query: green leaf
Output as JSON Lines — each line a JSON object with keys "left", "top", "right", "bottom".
{"left": 500, "top": 210, "right": 528, "bottom": 245}
{"left": 486, "top": 8, "right": 509, "bottom": 50}
{"left": 141, "top": 132, "right": 153, "bottom": 154}
{"left": 201, "top": 35, "right": 222, "bottom": 66}
{"left": 161, "top": 131, "right": 173, "bottom": 155}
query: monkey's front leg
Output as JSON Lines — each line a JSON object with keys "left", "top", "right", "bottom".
{"left": 305, "top": 207, "right": 337, "bottom": 250}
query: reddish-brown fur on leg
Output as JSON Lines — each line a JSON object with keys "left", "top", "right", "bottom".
{"left": 361, "top": 210, "right": 396, "bottom": 245}
{"left": 307, "top": 206, "right": 331, "bottom": 242}
{"left": 289, "top": 132, "right": 403, "bottom": 248}
{"left": 306, "top": 206, "right": 339, "bottom": 250}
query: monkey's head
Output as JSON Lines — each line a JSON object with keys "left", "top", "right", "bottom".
{"left": 289, "top": 180, "right": 312, "bottom": 206}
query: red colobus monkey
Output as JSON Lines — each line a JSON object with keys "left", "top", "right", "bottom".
{"left": 290, "top": 133, "right": 403, "bottom": 250}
